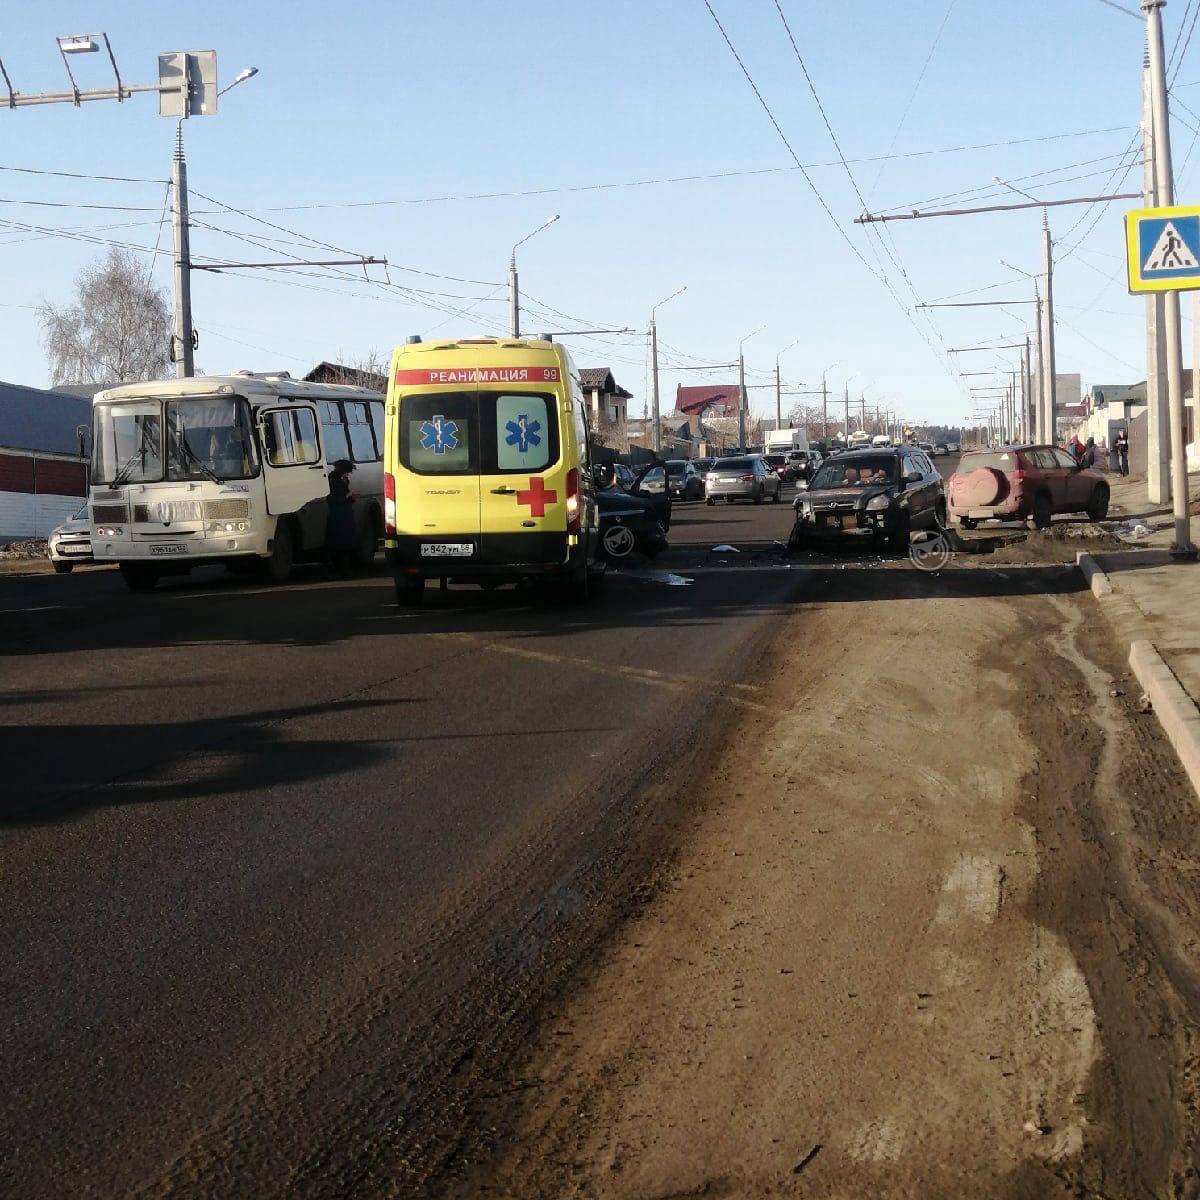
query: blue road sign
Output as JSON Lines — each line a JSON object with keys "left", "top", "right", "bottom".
{"left": 1126, "top": 206, "right": 1200, "bottom": 293}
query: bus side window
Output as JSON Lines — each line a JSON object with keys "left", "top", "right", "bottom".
{"left": 263, "top": 409, "right": 320, "bottom": 466}
{"left": 345, "top": 401, "right": 379, "bottom": 462}
{"left": 321, "top": 400, "right": 351, "bottom": 462}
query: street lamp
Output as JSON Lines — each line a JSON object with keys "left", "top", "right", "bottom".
{"left": 774, "top": 338, "right": 800, "bottom": 431}
{"left": 508, "top": 215, "right": 560, "bottom": 337}
{"left": 737, "top": 325, "right": 765, "bottom": 450}
{"left": 218, "top": 67, "right": 258, "bottom": 97}
{"left": 649, "top": 285, "right": 686, "bottom": 453}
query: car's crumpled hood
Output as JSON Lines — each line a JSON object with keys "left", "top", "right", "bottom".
{"left": 596, "top": 488, "right": 655, "bottom": 519}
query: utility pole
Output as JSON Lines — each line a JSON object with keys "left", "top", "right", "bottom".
{"left": 650, "top": 318, "right": 662, "bottom": 454}
{"left": 1041, "top": 214, "right": 1058, "bottom": 445}
{"left": 648, "top": 286, "right": 685, "bottom": 455}
{"left": 1145, "top": 0, "right": 1196, "bottom": 556}
{"left": 844, "top": 384, "right": 849, "bottom": 439}
{"left": 1143, "top": 36, "right": 1171, "bottom": 504}
{"left": 737, "top": 348, "right": 747, "bottom": 451}
{"left": 170, "top": 122, "right": 194, "bottom": 377}
{"left": 822, "top": 374, "right": 829, "bottom": 440}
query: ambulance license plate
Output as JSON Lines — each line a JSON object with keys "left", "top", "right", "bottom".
{"left": 421, "top": 543, "right": 473, "bottom": 558}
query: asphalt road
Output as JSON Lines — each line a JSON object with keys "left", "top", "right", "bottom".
{"left": 1, "top": 496, "right": 810, "bottom": 1199}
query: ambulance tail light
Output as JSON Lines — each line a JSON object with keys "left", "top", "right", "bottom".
{"left": 565, "top": 468, "right": 581, "bottom": 532}
{"left": 384, "top": 472, "right": 396, "bottom": 533}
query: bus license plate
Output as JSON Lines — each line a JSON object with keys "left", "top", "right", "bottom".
{"left": 149, "top": 543, "right": 188, "bottom": 555}
{"left": 421, "top": 543, "right": 473, "bottom": 558}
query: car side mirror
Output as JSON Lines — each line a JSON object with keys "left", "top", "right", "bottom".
{"left": 904, "top": 470, "right": 922, "bottom": 483}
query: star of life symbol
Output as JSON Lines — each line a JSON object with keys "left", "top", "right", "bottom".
{"left": 419, "top": 414, "right": 459, "bottom": 454}
{"left": 504, "top": 414, "right": 541, "bottom": 453}
{"left": 1144, "top": 221, "right": 1200, "bottom": 273}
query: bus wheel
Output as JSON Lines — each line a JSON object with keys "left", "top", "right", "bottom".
{"left": 260, "top": 521, "right": 295, "bottom": 583}
{"left": 119, "top": 563, "right": 160, "bottom": 592}
{"left": 395, "top": 575, "right": 425, "bottom": 606}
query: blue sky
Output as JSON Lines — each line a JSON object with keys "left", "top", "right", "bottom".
{"left": 1, "top": 1, "right": 1192, "bottom": 427}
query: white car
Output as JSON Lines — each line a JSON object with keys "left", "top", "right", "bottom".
{"left": 46, "top": 505, "right": 92, "bottom": 573}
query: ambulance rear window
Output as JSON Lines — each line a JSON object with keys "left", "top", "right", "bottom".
{"left": 493, "top": 393, "right": 554, "bottom": 473}
{"left": 401, "top": 393, "right": 474, "bottom": 474}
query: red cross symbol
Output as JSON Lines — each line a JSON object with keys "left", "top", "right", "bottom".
{"left": 516, "top": 476, "right": 557, "bottom": 517}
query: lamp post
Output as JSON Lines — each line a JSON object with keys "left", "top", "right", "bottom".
{"left": 737, "top": 325, "right": 765, "bottom": 450}
{"left": 649, "top": 286, "right": 686, "bottom": 453}
{"left": 774, "top": 339, "right": 800, "bottom": 432}
{"left": 820, "top": 360, "right": 840, "bottom": 441}
{"left": 171, "top": 65, "right": 258, "bottom": 378}
{"left": 508, "top": 215, "right": 560, "bottom": 337}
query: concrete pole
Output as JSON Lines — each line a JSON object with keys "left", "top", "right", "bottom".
{"left": 1041, "top": 218, "right": 1057, "bottom": 446}
{"left": 508, "top": 255, "right": 520, "bottom": 337}
{"left": 1024, "top": 338, "right": 1034, "bottom": 440}
{"left": 737, "top": 350, "right": 746, "bottom": 451}
{"left": 822, "top": 375, "right": 829, "bottom": 440}
{"left": 1034, "top": 290, "right": 1045, "bottom": 442}
{"left": 650, "top": 317, "right": 661, "bottom": 454}
{"left": 1146, "top": 0, "right": 1196, "bottom": 556}
{"left": 1144, "top": 39, "right": 1171, "bottom": 503}
{"left": 843, "top": 384, "right": 849, "bottom": 440}
{"left": 171, "top": 121, "right": 194, "bottom": 378}
{"left": 775, "top": 359, "right": 782, "bottom": 433}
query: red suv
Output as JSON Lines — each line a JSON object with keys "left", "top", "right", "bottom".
{"left": 948, "top": 444, "right": 1109, "bottom": 529}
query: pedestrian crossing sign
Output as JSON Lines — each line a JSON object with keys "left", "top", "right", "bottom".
{"left": 1126, "top": 205, "right": 1200, "bottom": 292}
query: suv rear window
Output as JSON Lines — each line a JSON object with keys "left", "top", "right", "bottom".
{"left": 961, "top": 451, "right": 1019, "bottom": 471}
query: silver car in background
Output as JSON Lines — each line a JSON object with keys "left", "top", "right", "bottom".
{"left": 46, "top": 505, "right": 93, "bottom": 573}
{"left": 704, "top": 455, "right": 784, "bottom": 505}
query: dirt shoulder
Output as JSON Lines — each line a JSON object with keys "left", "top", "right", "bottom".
{"left": 443, "top": 560, "right": 1200, "bottom": 1199}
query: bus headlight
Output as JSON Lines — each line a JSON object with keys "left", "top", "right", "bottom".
{"left": 95, "top": 526, "right": 123, "bottom": 537}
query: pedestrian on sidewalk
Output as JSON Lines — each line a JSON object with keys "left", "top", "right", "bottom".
{"left": 324, "top": 458, "right": 357, "bottom": 575}
{"left": 1115, "top": 427, "right": 1130, "bottom": 476}
{"left": 1081, "top": 436, "right": 1097, "bottom": 469}
{"left": 1067, "top": 433, "right": 1085, "bottom": 464}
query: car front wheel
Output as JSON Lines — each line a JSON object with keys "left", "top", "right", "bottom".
{"left": 1086, "top": 484, "right": 1110, "bottom": 522}
{"left": 1032, "top": 492, "right": 1053, "bottom": 530}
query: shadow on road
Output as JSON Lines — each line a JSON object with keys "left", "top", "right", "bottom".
{"left": 0, "top": 696, "right": 398, "bottom": 828}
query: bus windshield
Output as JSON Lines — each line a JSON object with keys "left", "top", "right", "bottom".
{"left": 165, "top": 396, "right": 256, "bottom": 481}
{"left": 92, "top": 401, "right": 163, "bottom": 485}
{"left": 92, "top": 395, "right": 257, "bottom": 484}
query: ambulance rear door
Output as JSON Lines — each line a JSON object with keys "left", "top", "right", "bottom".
{"left": 477, "top": 379, "right": 565, "bottom": 565}
{"left": 395, "top": 388, "right": 482, "bottom": 555}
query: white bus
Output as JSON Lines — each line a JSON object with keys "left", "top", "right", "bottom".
{"left": 89, "top": 372, "right": 385, "bottom": 590}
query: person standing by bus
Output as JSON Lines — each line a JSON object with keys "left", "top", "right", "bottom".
{"left": 325, "top": 459, "right": 357, "bottom": 574}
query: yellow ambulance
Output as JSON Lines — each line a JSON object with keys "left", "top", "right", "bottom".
{"left": 383, "top": 336, "right": 602, "bottom": 604}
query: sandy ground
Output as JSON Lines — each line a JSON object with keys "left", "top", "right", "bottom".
{"left": 437, "top": 559, "right": 1200, "bottom": 1199}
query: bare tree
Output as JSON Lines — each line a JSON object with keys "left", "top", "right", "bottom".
{"left": 787, "top": 402, "right": 825, "bottom": 442}
{"left": 38, "top": 248, "right": 170, "bottom": 386}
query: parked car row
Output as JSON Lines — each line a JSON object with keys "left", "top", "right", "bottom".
{"left": 786, "top": 440, "right": 1112, "bottom": 555}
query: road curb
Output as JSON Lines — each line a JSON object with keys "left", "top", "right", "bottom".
{"left": 1077, "top": 551, "right": 1200, "bottom": 802}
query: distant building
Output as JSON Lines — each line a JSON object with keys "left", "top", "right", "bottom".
{"left": 579, "top": 367, "right": 632, "bottom": 429}
{"left": 305, "top": 361, "right": 388, "bottom": 392}
{"left": 0, "top": 380, "right": 92, "bottom": 539}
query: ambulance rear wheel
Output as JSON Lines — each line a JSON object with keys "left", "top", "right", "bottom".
{"left": 394, "top": 575, "right": 425, "bottom": 607}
